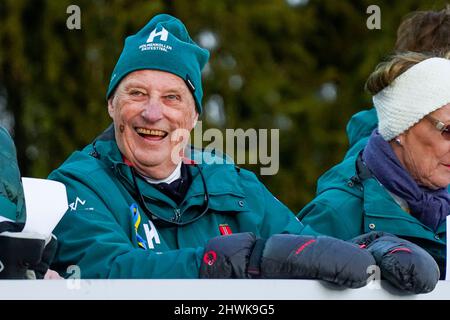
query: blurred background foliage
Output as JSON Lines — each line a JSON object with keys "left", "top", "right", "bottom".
{"left": 0, "top": 0, "right": 448, "bottom": 212}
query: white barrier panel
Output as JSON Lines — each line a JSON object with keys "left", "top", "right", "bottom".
{"left": 0, "top": 279, "right": 448, "bottom": 300}
{"left": 22, "top": 177, "right": 68, "bottom": 238}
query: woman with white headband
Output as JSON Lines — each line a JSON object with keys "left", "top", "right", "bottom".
{"left": 299, "top": 52, "right": 450, "bottom": 279}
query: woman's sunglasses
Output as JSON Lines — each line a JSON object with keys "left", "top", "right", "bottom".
{"left": 425, "top": 115, "right": 450, "bottom": 139}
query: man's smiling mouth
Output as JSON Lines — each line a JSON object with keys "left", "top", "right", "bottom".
{"left": 135, "top": 127, "right": 169, "bottom": 139}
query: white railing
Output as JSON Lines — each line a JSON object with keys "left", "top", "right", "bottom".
{"left": 0, "top": 279, "right": 448, "bottom": 300}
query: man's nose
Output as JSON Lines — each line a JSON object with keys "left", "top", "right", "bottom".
{"left": 141, "top": 98, "right": 163, "bottom": 122}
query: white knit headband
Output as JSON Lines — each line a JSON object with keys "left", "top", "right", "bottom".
{"left": 373, "top": 57, "right": 450, "bottom": 141}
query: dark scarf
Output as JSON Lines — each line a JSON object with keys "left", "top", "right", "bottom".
{"left": 363, "top": 129, "right": 450, "bottom": 231}
{"left": 149, "top": 163, "right": 191, "bottom": 205}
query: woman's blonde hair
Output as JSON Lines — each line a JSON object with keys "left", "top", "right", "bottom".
{"left": 365, "top": 51, "right": 450, "bottom": 95}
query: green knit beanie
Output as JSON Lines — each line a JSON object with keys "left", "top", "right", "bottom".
{"left": 106, "top": 14, "right": 210, "bottom": 114}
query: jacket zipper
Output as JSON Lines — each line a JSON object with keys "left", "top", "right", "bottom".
{"left": 172, "top": 208, "right": 181, "bottom": 222}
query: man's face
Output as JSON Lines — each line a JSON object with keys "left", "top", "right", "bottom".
{"left": 108, "top": 70, "right": 198, "bottom": 179}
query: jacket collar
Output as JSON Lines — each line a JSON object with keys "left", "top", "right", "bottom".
{"left": 361, "top": 177, "right": 447, "bottom": 244}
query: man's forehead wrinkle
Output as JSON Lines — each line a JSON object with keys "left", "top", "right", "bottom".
{"left": 120, "top": 75, "right": 188, "bottom": 93}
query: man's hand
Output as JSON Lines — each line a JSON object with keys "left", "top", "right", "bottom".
{"left": 44, "top": 269, "right": 63, "bottom": 280}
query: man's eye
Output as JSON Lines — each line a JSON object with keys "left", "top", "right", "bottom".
{"left": 130, "top": 90, "right": 145, "bottom": 96}
{"left": 165, "top": 94, "right": 180, "bottom": 101}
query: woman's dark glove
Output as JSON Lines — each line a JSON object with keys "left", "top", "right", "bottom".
{"left": 350, "top": 231, "right": 439, "bottom": 293}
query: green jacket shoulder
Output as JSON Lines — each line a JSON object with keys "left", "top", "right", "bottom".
{"left": 0, "top": 126, "right": 26, "bottom": 224}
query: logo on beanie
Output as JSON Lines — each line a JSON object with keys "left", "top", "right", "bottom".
{"left": 139, "top": 27, "right": 172, "bottom": 53}
{"left": 147, "top": 27, "right": 168, "bottom": 42}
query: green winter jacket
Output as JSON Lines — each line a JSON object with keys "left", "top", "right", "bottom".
{"left": 298, "top": 109, "right": 446, "bottom": 277}
{"left": 343, "top": 108, "right": 377, "bottom": 159}
{"left": 0, "top": 126, "right": 26, "bottom": 226}
{"left": 49, "top": 126, "right": 315, "bottom": 279}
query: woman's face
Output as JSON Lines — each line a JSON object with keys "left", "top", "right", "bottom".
{"left": 394, "top": 103, "right": 450, "bottom": 189}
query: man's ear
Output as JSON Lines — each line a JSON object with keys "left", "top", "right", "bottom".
{"left": 107, "top": 97, "right": 115, "bottom": 119}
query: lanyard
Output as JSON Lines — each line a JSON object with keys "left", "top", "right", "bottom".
{"left": 130, "top": 165, "right": 210, "bottom": 227}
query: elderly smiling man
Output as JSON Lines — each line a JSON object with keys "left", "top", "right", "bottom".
{"left": 48, "top": 14, "right": 439, "bottom": 293}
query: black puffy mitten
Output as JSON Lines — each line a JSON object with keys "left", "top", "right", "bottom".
{"left": 199, "top": 232, "right": 256, "bottom": 278}
{"left": 0, "top": 232, "right": 46, "bottom": 279}
{"left": 350, "top": 232, "right": 439, "bottom": 293}
{"left": 260, "top": 234, "right": 375, "bottom": 288}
